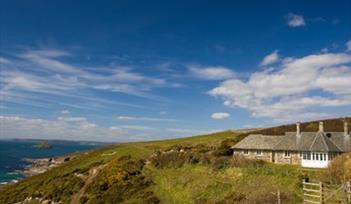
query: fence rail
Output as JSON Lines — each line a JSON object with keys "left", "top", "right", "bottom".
{"left": 302, "top": 180, "right": 351, "bottom": 204}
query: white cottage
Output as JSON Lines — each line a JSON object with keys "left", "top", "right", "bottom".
{"left": 232, "top": 120, "right": 351, "bottom": 168}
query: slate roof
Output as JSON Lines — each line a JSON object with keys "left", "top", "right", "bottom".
{"left": 232, "top": 132, "right": 351, "bottom": 152}
{"left": 232, "top": 134, "right": 283, "bottom": 150}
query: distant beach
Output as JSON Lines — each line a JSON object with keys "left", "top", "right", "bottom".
{"left": 0, "top": 139, "right": 105, "bottom": 184}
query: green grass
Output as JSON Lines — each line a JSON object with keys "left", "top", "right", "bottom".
{"left": 0, "top": 129, "right": 319, "bottom": 204}
{"left": 145, "top": 165, "right": 242, "bottom": 203}
{"left": 145, "top": 164, "right": 304, "bottom": 204}
{"left": 2, "top": 118, "right": 348, "bottom": 203}
{"left": 0, "top": 130, "right": 236, "bottom": 204}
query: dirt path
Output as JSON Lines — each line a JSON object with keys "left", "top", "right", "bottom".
{"left": 70, "top": 166, "right": 101, "bottom": 204}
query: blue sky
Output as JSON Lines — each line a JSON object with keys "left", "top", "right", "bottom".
{"left": 1, "top": 0, "right": 351, "bottom": 142}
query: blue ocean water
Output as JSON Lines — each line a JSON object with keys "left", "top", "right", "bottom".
{"left": 0, "top": 140, "right": 104, "bottom": 184}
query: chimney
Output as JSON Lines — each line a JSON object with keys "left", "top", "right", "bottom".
{"left": 296, "top": 122, "right": 301, "bottom": 136}
{"left": 344, "top": 119, "right": 349, "bottom": 137}
{"left": 296, "top": 122, "right": 301, "bottom": 146}
{"left": 319, "top": 121, "right": 324, "bottom": 132}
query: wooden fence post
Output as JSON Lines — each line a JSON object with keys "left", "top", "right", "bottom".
{"left": 277, "top": 190, "right": 281, "bottom": 204}
{"left": 347, "top": 181, "right": 351, "bottom": 203}
{"left": 319, "top": 182, "right": 324, "bottom": 204}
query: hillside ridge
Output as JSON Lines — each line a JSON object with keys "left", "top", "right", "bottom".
{"left": 0, "top": 117, "right": 350, "bottom": 204}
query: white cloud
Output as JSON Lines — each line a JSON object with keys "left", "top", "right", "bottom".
{"left": 166, "top": 128, "right": 209, "bottom": 135}
{"left": 321, "top": 48, "right": 329, "bottom": 53}
{"left": 346, "top": 40, "right": 351, "bottom": 52}
{"left": 209, "top": 51, "right": 351, "bottom": 122}
{"left": 57, "top": 116, "right": 87, "bottom": 122}
{"left": 286, "top": 13, "right": 306, "bottom": 27}
{"left": 15, "top": 49, "right": 166, "bottom": 92}
{"left": 0, "top": 48, "right": 172, "bottom": 111}
{"left": 188, "top": 65, "right": 235, "bottom": 80}
{"left": 0, "top": 57, "right": 11, "bottom": 64}
{"left": 260, "top": 50, "right": 280, "bottom": 66}
{"left": 111, "top": 68, "right": 165, "bottom": 85}
{"left": 60, "top": 110, "right": 70, "bottom": 114}
{"left": 117, "top": 116, "right": 178, "bottom": 122}
{"left": 117, "top": 125, "right": 156, "bottom": 130}
{"left": 211, "top": 112, "right": 230, "bottom": 120}
{"left": 0, "top": 115, "right": 122, "bottom": 142}
{"left": 0, "top": 115, "right": 212, "bottom": 142}
{"left": 20, "top": 49, "right": 81, "bottom": 74}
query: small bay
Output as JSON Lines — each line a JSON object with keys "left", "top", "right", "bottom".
{"left": 0, "top": 139, "right": 104, "bottom": 184}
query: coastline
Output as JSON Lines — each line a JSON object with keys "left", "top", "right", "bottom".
{"left": 0, "top": 156, "right": 70, "bottom": 186}
{"left": 22, "top": 156, "right": 69, "bottom": 177}
{"left": 0, "top": 139, "right": 104, "bottom": 186}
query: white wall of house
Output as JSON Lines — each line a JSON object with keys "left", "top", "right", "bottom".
{"left": 301, "top": 152, "right": 336, "bottom": 168}
{"left": 302, "top": 158, "right": 329, "bottom": 168}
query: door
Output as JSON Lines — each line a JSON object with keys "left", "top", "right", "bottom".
{"left": 271, "top": 152, "right": 275, "bottom": 163}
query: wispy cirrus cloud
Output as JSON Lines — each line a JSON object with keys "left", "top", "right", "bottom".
{"left": 0, "top": 115, "right": 119, "bottom": 142}
{"left": 117, "top": 116, "right": 178, "bottom": 122}
{"left": 0, "top": 115, "right": 206, "bottom": 142}
{"left": 0, "top": 57, "right": 11, "bottom": 64}
{"left": 166, "top": 128, "right": 210, "bottom": 135}
{"left": 22, "top": 49, "right": 165, "bottom": 90}
{"left": 0, "top": 47, "right": 176, "bottom": 111}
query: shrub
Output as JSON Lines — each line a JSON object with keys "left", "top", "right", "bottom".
{"left": 223, "top": 191, "right": 246, "bottom": 202}
{"left": 213, "top": 137, "right": 245, "bottom": 156}
{"left": 150, "top": 151, "right": 202, "bottom": 168}
{"left": 230, "top": 155, "right": 266, "bottom": 168}
{"left": 83, "top": 156, "right": 159, "bottom": 203}
{"left": 210, "top": 156, "right": 232, "bottom": 170}
{"left": 217, "top": 190, "right": 295, "bottom": 204}
{"left": 319, "top": 153, "right": 351, "bottom": 184}
{"left": 193, "top": 144, "right": 213, "bottom": 153}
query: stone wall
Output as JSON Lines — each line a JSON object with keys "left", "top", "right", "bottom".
{"left": 233, "top": 149, "right": 302, "bottom": 165}
{"left": 274, "top": 151, "right": 301, "bottom": 165}
{"left": 233, "top": 150, "right": 273, "bottom": 162}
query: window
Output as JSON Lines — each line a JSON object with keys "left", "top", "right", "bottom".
{"left": 256, "top": 150, "right": 263, "bottom": 155}
{"left": 307, "top": 152, "right": 311, "bottom": 160}
{"left": 284, "top": 151, "right": 291, "bottom": 157}
{"left": 329, "top": 152, "right": 338, "bottom": 160}
{"left": 316, "top": 153, "right": 319, "bottom": 160}
{"left": 312, "top": 153, "right": 315, "bottom": 160}
{"left": 302, "top": 152, "right": 311, "bottom": 160}
{"left": 243, "top": 150, "right": 249, "bottom": 155}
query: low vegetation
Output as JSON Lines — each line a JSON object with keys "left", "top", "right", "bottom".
{"left": 0, "top": 117, "right": 349, "bottom": 204}
{"left": 81, "top": 156, "right": 159, "bottom": 204}
{"left": 318, "top": 152, "right": 351, "bottom": 184}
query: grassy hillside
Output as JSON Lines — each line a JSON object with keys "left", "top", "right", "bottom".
{"left": 249, "top": 117, "right": 351, "bottom": 136}
{"left": 0, "top": 117, "right": 349, "bottom": 204}
{"left": 0, "top": 131, "right": 237, "bottom": 204}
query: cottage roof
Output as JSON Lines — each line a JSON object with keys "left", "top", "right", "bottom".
{"left": 231, "top": 134, "right": 283, "bottom": 150}
{"left": 232, "top": 131, "right": 351, "bottom": 152}
{"left": 275, "top": 132, "right": 343, "bottom": 152}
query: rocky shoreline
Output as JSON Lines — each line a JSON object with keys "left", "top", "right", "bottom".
{"left": 22, "top": 156, "right": 70, "bottom": 177}
{"left": 0, "top": 157, "right": 70, "bottom": 187}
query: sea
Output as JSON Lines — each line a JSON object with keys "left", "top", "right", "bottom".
{"left": 0, "top": 139, "right": 105, "bottom": 184}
